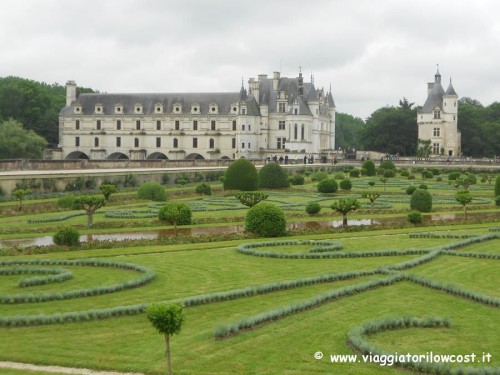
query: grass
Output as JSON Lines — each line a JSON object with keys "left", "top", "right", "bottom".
{"left": 0, "top": 173, "right": 498, "bottom": 374}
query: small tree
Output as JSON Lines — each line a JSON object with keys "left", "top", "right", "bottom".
{"left": 235, "top": 192, "right": 269, "bottom": 207}
{"left": 305, "top": 202, "right": 321, "bottom": 215}
{"left": 330, "top": 198, "right": 361, "bottom": 227}
{"left": 99, "top": 184, "right": 117, "bottom": 201}
{"left": 146, "top": 303, "right": 185, "bottom": 375}
{"left": 14, "top": 189, "right": 31, "bottom": 212}
{"left": 456, "top": 190, "right": 473, "bottom": 221}
{"left": 494, "top": 175, "right": 500, "bottom": 197}
{"left": 361, "top": 192, "right": 380, "bottom": 213}
{"left": 159, "top": 202, "right": 192, "bottom": 228}
{"left": 379, "top": 177, "right": 388, "bottom": 191}
{"left": 75, "top": 196, "right": 106, "bottom": 228}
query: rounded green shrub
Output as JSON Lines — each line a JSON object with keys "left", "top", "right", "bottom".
{"left": 383, "top": 169, "right": 396, "bottom": 178}
{"left": 400, "top": 170, "right": 410, "bottom": 177}
{"left": 334, "top": 173, "right": 345, "bottom": 180}
{"left": 495, "top": 196, "right": 500, "bottom": 207}
{"left": 290, "top": 174, "right": 305, "bottom": 185}
{"left": 311, "top": 171, "right": 328, "bottom": 182}
{"left": 495, "top": 175, "right": 500, "bottom": 197}
{"left": 305, "top": 202, "right": 321, "bottom": 215}
{"left": 410, "top": 189, "right": 433, "bottom": 213}
{"left": 53, "top": 227, "right": 80, "bottom": 247}
{"left": 408, "top": 175, "right": 416, "bottom": 180}
{"left": 259, "top": 162, "right": 290, "bottom": 189}
{"left": 448, "top": 171, "right": 461, "bottom": 181}
{"left": 57, "top": 195, "right": 80, "bottom": 210}
{"left": 159, "top": 202, "right": 192, "bottom": 226}
{"left": 422, "top": 170, "right": 434, "bottom": 179}
{"left": 379, "top": 160, "right": 396, "bottom": 170}
{"left": 406, "top": 185, "right": 417, "bottom": 195}
{"left": 137, "top": 182, "right": 167, "bottom": 201}
{"left": 195, "top": 183, "right": 212, "bottom": 195}
{"left": 349, "top": 169, "right": 360, "bottom": 178}
{"left": 418, "top": 184, "right": 428, "bottom": 190}
{"left": 339, "top": 179, "right": 352, "bottom": 191}
{"left": 317, "top": 178, "right": 338, "bottom": 194}
{"left": 368, "top": 181, "right": 375, "bottom": 187}
{"left": 245, "top": 203, "right": 286, "bottom": 237}
{"left": 407, "top": 211, "right": 423, "bottom": 225}
{"left": 224, "top": 158, "right": 258, "bottom": 191}
{"left": 430, "top": 168, "right": 440, "bottom": 176}
{"left": 362, "top": 160, "right": 376, "bottom": 176}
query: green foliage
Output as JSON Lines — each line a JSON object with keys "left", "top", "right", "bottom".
{"left": 495, "top": 195, "right": 500, "bottom": 207}
{"left": 290, "top": 174, "right": 305, "bottom": 185}
{"left": 368, "top": 181, "right": 375, "bottom": 187}
{"left": 330, "top": 198, "right": 361, "bottom": 226}
{"left": 407, "top": 211, "right": 423, "bottom": 225}
{"left": 379, "top": 160, "right": 396, "bottom": 170}
{"left": 362, "top": 160, "right": 376, "bottom": 176}
{"left": 348, "top": 169, "right": 360, "bottom": 178}
{"left": 448, "top": 171, "right": 462, "bottom": 181}
{"left": 311, "top": 171, "right": 328, "bottom": 182}
{"left": 14, "top": 188, "right": 31, "bottom": 211}
{"left": 158, "top": 203, "right": 192, "bottom": 227}
{"left": 305, "top": 202, "right": 321, "bottom": 215}
{"left": 421, "top": 170, "right": 434, "bottom": 179}
{"left": 245, "top": 202, "right": 286, "bottom": 237}
{"left": 418, "top": 184, "right": 428, "bottom": 190}
{"left": 195, "top": 183, "right": 212, "bottom": 196}
{"left": 235, "top": 192, "right": 269, "bottom": 207}
{"left": 99, "top": 184, "right": 117, "bottom": 201}
{"left": 75, "top": 195, "right": 106, "bottom": 228}
{"left": 53, "top": 227, "right": 80, "bottom": 247}
{"left": 123, "top": 173, "right": 138, "bottom": 187}
{"left": 258, "top": 162, "right": 290, "bottom": 189}
{"left": 334, "top": 173, "right": 345, "bottom": 180}
{"left": 339, "top": 179, "right": 352, "bottom": 191}
{"left": 400, "top": 169, "right": 409, "bottom": 177}
{"left": 410, "top": 189, "right": 433, "bottom": 213}
{"left": 0, "top": 119, "right": 48, "bottom": 159}
{"left": 146, "top": 302, "right": 185, "bottom": 337}
{"left": 137, "top": 182, "right": 167, "bottom": 202}
{"left": 494, "top": 175, "right": 500, "bottom": 197}
{"left": 317, "top": 178, "right": 338, "bottom": 193}
{"left": 361, "top": 192, "right": 380, "bottom": 213}
{"left": 224, "top": 158, "right": 258, "bottom": 191}
{"left": 406, "top": 185, "right": 417, "bottom": 195}
{"left": 382, "top": 169, "right": 396, "bottom": 178}
{"left": 161, "top": 173, "right": 170, "bottom": 185}
{"left": 430, "top": 168, "right": 441, "bottom": 176}
{"left": 335, "top": 112, "right": 364, "bottom": 149}
{"left": 57, "top": 195, "right": 80, "bottom": 210}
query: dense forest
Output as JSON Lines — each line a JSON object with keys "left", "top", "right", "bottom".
{"left": 0, "top": 76, "right": 499, "bottom": 159}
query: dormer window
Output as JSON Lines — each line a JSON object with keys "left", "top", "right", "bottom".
{"left": 135, "top": 104, "right": 143, "bottom": 114}
{"left": 278, "top": 102, "right": 286, "bottom": 113}
{"left": 173, "top": 103, "right": 182, "bottom": 113}
{"left": 74, "top": 105, "right": 82, "bottom": 114}
{"left": 433, "top": 109, "right": 441, "bottom": 119}
{"left": 241, "top": 107, "right": 247, "bottom": 115}
{"left": 95, "top": 104, "right": 103, "bottom": 114}
{"left": 209, "top": 104, "right": 218, "bottom": 114}
{"left": 155, "top": 104, "right": 163, "bottom": 114}
{"left": 115, "top": 104, "right": 123, "bottom": 114}
{"left": 191, "top": 104, "right": 200, "bottom": 114}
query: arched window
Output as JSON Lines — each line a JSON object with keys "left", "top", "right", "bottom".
{"left": 134, "top": 138, "right": 139, "bottom": 147}
{"left": 94, "top": 137, "right": 99, "bottom": 147}
{"left": 209, "top": 138, "right": 215, "bottom": 148}
{"left": 301, "top": 124, "right": 305, "bottom": 140}
{"left": 294, "top": 124, "right": 298, "bottom": 140}
{"left": 173, "top": 138, "right": 178, "bottom": 148}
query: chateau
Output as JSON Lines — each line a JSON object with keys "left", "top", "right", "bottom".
{"left": 58, "top": 70, "right": 336, "bottom": 161}
{"left": 417, "top": 68, "right": 461, "bottom": 157}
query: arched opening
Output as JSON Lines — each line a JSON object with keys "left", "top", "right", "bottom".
{"left": 173, "top": 138, "right": 178, "bottom": 148}
{"left": 107, "top": 152, "right": 129, "bottom": 160}
{"left": 65, "top": 151, "right": 89, "bottom": 160}
{"left": 147, "top": 152, "right": 169, "bottom": 160}
{"left": 185, "top": 153, "right": 205, "bottom": 160}
{"left": 220, "top": 155, "right": 231, "bottom": 160}
{"left": 209, "top": 138, "right": 215, "bottom": 148}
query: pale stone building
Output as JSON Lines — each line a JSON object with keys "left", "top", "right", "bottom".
{"left": 58, "top": 70, "right": 336, "bottom": 161}
{"left": 417, "top": 68, "right": 461, "bottom": 157}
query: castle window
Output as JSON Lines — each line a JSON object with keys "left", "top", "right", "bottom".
{"left": 155, "top": 105, "right": 162, "bottom": 113}
{"left": 116, "top": 137, "right": 121, "bottom": 147}
{"left": 433, "top": 109, "right": 441, "bottom": 119}
{"left": 241, "top": 142, "right": 245, "bottom": 149}
{"left": 96, "top": 120, "right": 101, "bottom": 130}
{"left": 115, "top": 105, "right": 122, "bottom": 113}
{"left": 134, "top": 138, "right": 139, "bottom": 147}
{"left": 277, "top": 137, "right": 286, "bottom": 149}
{"left": 248, "top": 125, "right": 251, "bottom": 131}
{"left": 74, "top": 106, "right": 81, "bottom": 113}
{"left": 232, "top": 138, "right": 236, "bottom": 148}
{"left": 116, "top": 120, "right": 121, "bottom": 130}
{"left": 136, "top": 120, "right": 141, "bottom": 130}
{"left": 94, "top": 137, "right": 99, "bottom": 147}
{"left": 193, "top": 138, "right": 198, "bottom": 148}
{"left": 156, "top": 137, "right": 161, "bottom": 148}
{"left": 173, "top": 138, "right": 178, "bottom": 148}
{"left": 301, "top": 124, "right": 305, "bottom": 140}
{"left": 175, "top": 120, "right": 180, "bottom": 130}
{"left": 242, "top": 108, "right": 246, "bottom": 115}
{"left": 294, "top": 108, "right": 298, "bottom": 115}
{"left": 242, "top": 124, "right": 245, "bottom": 131}
{"left": 232, "top": 120, "right": 237, "bottom": 131}
{"left": 75, "top": 120, "right": 80, "bottom": 130}
{"left": 433, "top": 127, "right": 440, "bottom": 137}
{"left": 209, "top": 138, "right": 215, "bottom": 148}
{"left": 278, "top": 102, "right": 286, "bottom": 113}
{"left": 156, "top": 120, "right": 161, "bottom": 130}
{"left": 135, "top": 105, "right": 142, "bottom": 113}
{"left": 248, "top": 142, "right": 251, "bottom": 149}
{"left": 278, "top": 121, "right": 285, "bottom": 130}
{"left": 193, "top": 120, "right": 198, "bottom": 130}
{"left": 211, "top": 120, "right": 216, "bottom": 131}
{"left": 75, "top": 137, "right": 80, "bottom": 147}
{"left": 433, "top": 142, "right": 440, "bottom": 155}
{"left": 294, "top": 124, "right": 298, "bottom": 140}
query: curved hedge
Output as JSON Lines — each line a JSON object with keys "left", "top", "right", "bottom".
{"left": 259, "top": 162, "right": 290, "bottom": 189}
{"left": 224, "top": 158, "right": 259, "bottom": 191}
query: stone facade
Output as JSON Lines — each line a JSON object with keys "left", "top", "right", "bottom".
{"left": 417, "top": 68, "right": 461, "bottom": 157}
{"left": 58, "top": 71, "right": 336, "bottom": 161}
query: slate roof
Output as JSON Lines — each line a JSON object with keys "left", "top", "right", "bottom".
{"left": 445, "top": 81, "right": 458, "bottom": 96}
{"left": 421, "top": 82, "right": 445, "bottom": 113}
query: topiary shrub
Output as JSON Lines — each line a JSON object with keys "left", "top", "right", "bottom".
{"left": 339, "top": 179, "right": 352, "bottom": 191}
{"left": 448, "top": 171, "right": 461, "bottom": 181}
{"left": 368, "top": 181, "right": 375, "bottom": 187}
{"left": 311, "top": 171, "right": 328, "bottom": 182}
{"left": 53, "top": 227, "right": 80, "bottom": 247}
{"left": 419, "top": 184, "right": 428, "bottom": 190}
{"left": 422, "top": 170, "right": 434, "bottom": 179}
{"left": 334, "top": 173, "right": 345, "bottom": 180}
{"left": 383, "top": 169, "right": 396, "bottom": 178}
{"left": 138, "top": 182, "right": 167, "bottom": 201}
{"left": 430, "top": 168, "right": 440, "bottom": 176}
{"left": 360, "top": 168, "right": 367, "bottom": 176}
{"left": 57, "top": 195, "right": 80, "bottom": 210}
{"left": 159, "top": 202, "right": 192, "bottom": 227}
{"left": 406, "top": 185, "right": 417, "bottom": 195}
{"left": 400, "top": 170, "right": 410, "bottom": 177}
{"left": 317, "top": 178, "right": 338, "bottom": 194}
{"left": 379, "top": 160, "right": 396, "bottom": 170}
{"left": 349, "top": 169, "right": 360, "bottom": 178}
{"left": 408, "top": 175, "right": 416, "bottom": 180}
{"left": 305, "top": 202, "right": 321, "bottom": 215}
{"left": 410, "top": 189, "right": 433, "bottom": 212}
{"left": 259, "top": 163, "right": 290, "bottom": 189}
{"left": 195, "top": 183, "right": 212, "bottom": 195}
{"left": 407, "top": 211, "right": 423, "bottom": 225}
{"left": 290, "top": 174, "right": 305, "bottom": 185}
{"left": 362, "top": 160, "right": 376, "bottom": 176}
{"left": 495, "top": 196, "right": 500, "bottom": 207}
{"left": 224, "top": 158, "right": 258, "bottom": 191}
{"left": 494, "top": 175, "right": 500, "bottom": 196}
{"left": 245, "top": 202, "right": 286, "bottom": 237}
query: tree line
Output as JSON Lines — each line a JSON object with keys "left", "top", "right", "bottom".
{"left": 0, "top": 76, "right": 499, "bottom": 159}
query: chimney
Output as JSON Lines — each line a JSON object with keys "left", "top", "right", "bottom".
{"left": 427, "top": 82, "right": 434, "bottom": 95}
{"left": 258, "top": 74, "right": 268, "bottom": 82}
{"left": 248, "top": 77, "right": 260, "bottom": 103}
{"left": 66, "top": 80, "right": 77, "bottom": 106}
{"left": 273, "top": 71, "right": 280, "bottom": 91}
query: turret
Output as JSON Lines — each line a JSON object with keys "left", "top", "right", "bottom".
{"left": 273, "top": 71, "right": 280, "bottom": 91}
{"left": 66, "top": 80, "right": 77, "bottom": 106}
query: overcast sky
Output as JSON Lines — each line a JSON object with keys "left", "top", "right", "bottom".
{"left": 1, "top": 0, "right": 499, "bottom": 119}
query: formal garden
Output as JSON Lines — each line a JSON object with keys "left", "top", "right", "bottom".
{"left": 0, "top": 159, "right": 499, "bottom": 374}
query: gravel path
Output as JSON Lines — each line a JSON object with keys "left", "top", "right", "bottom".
{"left": 0, "top": 362, "right": 144, "bottom": 375}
